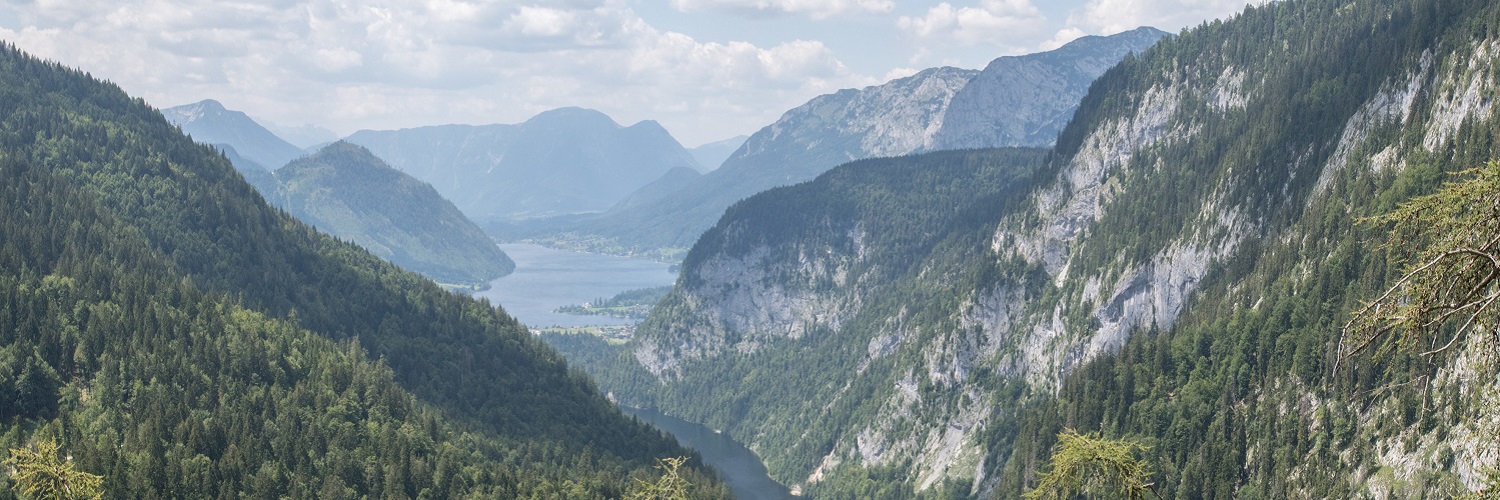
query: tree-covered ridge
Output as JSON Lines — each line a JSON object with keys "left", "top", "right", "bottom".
{"left": 0, "top": 42, "right": 727, "bottom": 498}
{"left": 268, "top": 141, "right": 515, "bottom": 288}
{"left": 559, "top": 0, "right": 1500, "bottom": 496}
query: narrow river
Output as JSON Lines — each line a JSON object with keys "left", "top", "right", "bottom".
{"left": 623, "top": 407, "right": 794, "bottom": 500}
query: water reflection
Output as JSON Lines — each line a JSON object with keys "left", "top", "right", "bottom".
{"left": 473, "top": 243, "right": 677, "bottom": 327}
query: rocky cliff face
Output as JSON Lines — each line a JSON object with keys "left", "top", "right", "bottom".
{"left": 731, "top": 66, "right": 978, "bottom": 180}
{"left": 575, "top": 1, "right": 1500, "bottom": 496}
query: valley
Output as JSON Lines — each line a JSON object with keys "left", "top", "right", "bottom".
{"left": 5, "top": 0, "right": 1500, "bottom": 498}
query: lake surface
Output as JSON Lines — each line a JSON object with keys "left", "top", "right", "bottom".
{"left": 623, "top": 406, "right": 794, "bottom": 500}
{"left": 473, "top": 243, "right": 678, "bottom": 328}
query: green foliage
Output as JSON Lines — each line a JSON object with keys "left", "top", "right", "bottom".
{"left": 1341, "top": 160, "right": 1500, "bottom": 365}
{"left": 627, "top": 457, "right": 691, "bottom": 500}
{"left": 1024, "top": 429, "right": 1154, "bottom": 500}
{"left": 5, "top": 439, "right": 102, "bottom": 500}
{"left": 556, "top": 286, "right": 673, "bottom": 319}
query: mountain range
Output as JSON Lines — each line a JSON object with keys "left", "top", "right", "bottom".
{"left": 549, "top": 0, "right": 1500, "bottom": 497}
{"left": 548, "top": 27, "right": 1170, "bottom": 255}
{"left": 163, "top": 101, "right": 514, "bottom": 287}
{"left": 344, "top": 107, "right": 703, "bottom": 222}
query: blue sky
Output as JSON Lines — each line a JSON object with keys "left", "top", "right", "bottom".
{"left": 0, "top": 0, "right": 1261, "bottom": 146}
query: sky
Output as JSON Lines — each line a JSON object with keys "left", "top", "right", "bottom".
{"left": 0, "top": 0, "right": 1262, "bottom": 147}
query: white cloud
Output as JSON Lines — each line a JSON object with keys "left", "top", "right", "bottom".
{"left": 880, "top": 67, "right": 919, "bottom": 81}
{"left": 1038, "top": 26, "right": 1087, "bottom": 51}
{"left": 0, "top": 0, "right": 873, "bottom": 145}
{"left": 1066, "top": 0, "right": 1258, "bottom": 35}
{"left": 897, "top": 0, "right": 1045, "bottom": 47}
{"left": 670, "top": 0, "right": 894, "bottom": 19}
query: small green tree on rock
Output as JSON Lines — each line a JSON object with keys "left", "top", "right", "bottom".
{"left": 1025, "top": 428, "right": 1156, "bottom": 500}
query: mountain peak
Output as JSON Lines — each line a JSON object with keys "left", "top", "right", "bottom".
{"left": 524, "top": 106, "right": 621, "bottom": 129}
{"left": 162, "top": 99, "right": 304, "bottom": 169}
{"left": 307, "top": 140, "right": 376, "bottom": 162}
{"left": 285, "top": 141, "right": 403, "bottom": 183}
{"left": 162, "top": 98, "right": 226, "bottom": 125}
{"left": 932, "top": 25, "right": 1170, "bottom": 150}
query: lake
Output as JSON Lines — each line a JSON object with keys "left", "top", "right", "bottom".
{"left": 472, "top": 243, "right": 678, "bottom": 328}
{"left": 624, "top": 406, "right": 794, "bottom": 500}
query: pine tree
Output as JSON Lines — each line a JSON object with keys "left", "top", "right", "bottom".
{"left": 5, "top": 438, "right": 104, "bottom": 500}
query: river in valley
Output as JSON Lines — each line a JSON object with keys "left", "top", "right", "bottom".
{"left": 624, "top": 406, "right": 794, "bottom": 500}
{"left": 472, "top": 243, "right": 678, "bottom": 328}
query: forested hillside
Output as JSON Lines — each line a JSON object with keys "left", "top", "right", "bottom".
{"left": 265, "top": 141, "right": 515, "bottom": 288}
{"left": 554, "top": 0, "right": 1500, "bottom": 497}
{"left": 0, "top": 43, "right": 725, "bottom": 498}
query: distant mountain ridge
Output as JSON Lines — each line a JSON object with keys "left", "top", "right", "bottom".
{"left": 933, "top": 27, "right": 1171, "bottom": 149}
{"left": 263, "top": 142, "right": 515, "bottom": 287}
{"left": 688, "top": 135, "right": 748, "bottom": 172}
{"left": 554, "top": 28, "right": 1170, "bottom": 255}
{"left": 163, "top": 99, "right": 305, "bottom": 169}
{"left": 344, "top": 107, "right": 702, "bottom": 222}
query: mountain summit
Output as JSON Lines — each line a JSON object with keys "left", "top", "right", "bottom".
{"left": 933, "top": 26, "right": 1171, "bottom": 149}
{"left": 557, "top": 0, "right": 1500, "bottom": 496}
{"left": 0, "top": 42, "right": 716, "bottom": 497}
{"left": 162, "top": 99, "right": 305, "bottom": 169}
